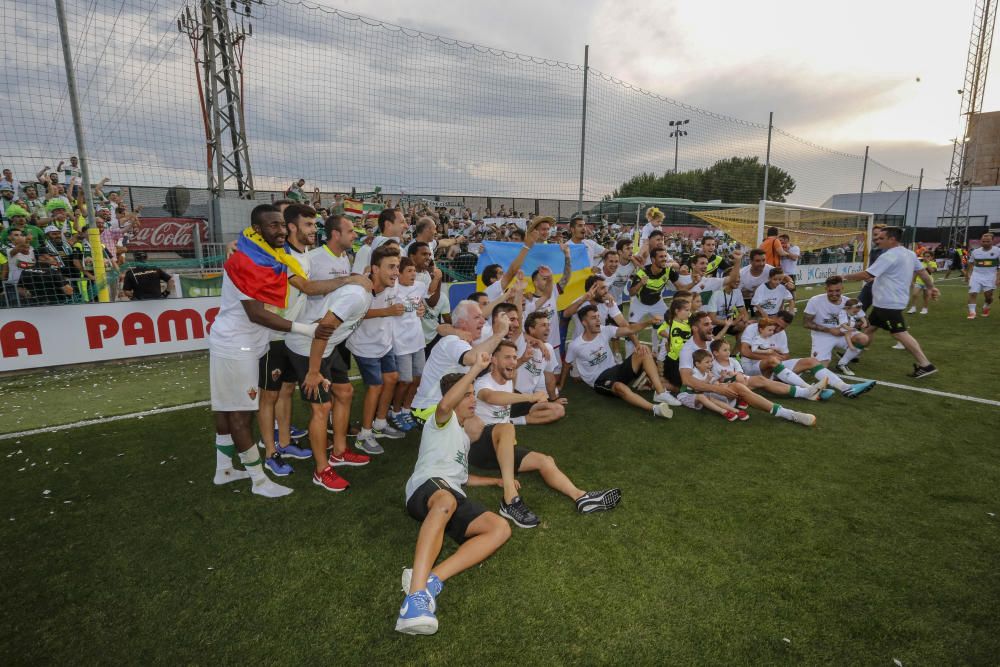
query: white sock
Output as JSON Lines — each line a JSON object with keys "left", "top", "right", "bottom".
{"left": 774, "top": 364, "right": 810, "bottom": 388}
{"left": 840, "top": 347, "right": 862, "bottom": 365}
{"left": 238, "top": 447, "right": 268, "bottom": 484}
{"left": 788, "top": 385, "right": 810, "bottom": 398}
{"left": 512, "top": 416, "right": 527, "bottom": 426}
{"left": 359, "top": 427, "right": 373, "bottom": 438}
{"left": 814, "top": 367, "right": 850, "bottom": 392}
{"left": 773, "top": 405, "right": 795, "bottom": 420}
{"left": 402, "top": 408, "right": 412, "bottom": 416}
{"left": 215, "top": 434, "right": 235, "bottom": 469}
{"left": 968, "top": 303, "right": 977, "bottom": 313}
{"left": 373, "top": 418, "right": 388, "bottom": 430}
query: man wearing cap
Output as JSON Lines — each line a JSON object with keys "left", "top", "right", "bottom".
{"left": 0, "top": 205, "right": 44, "bottom": 250}
{"left": 0, "top": 183, "right": 17, "bottom": 221}
{"left": 123, "top": 251, "right": 172, "bottom": 300}
{"left": 41, "top": 224, "right": 74, "bottom": 274}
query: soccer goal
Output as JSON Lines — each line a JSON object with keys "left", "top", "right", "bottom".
{"left": 692, "top": 200, "right": 875, "bottom": 267}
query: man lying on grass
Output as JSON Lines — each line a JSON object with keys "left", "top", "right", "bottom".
{"left": 397, "top": 355, "right": 512, "bottom": 636}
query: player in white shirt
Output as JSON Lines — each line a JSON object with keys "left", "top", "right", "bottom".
{"left": 608, "top": 240, "right": 636, "bottom": 303}
{"left": 835, "top": 299, "right": 869, "bottom": 374}
{"left": 803, "top": 275, "right": 871, "bottom": 376}
{"left": 568, "top": 215, "right": 606, "bottom": 267}
{"left": 563, "top": 305, "right": 675, "bottom": 418}
{"left": 352, "top": 207, "right": 407, "bottom": 275}
{"left": 389, "top": 256, "right": 429, "bottom": 433}
{"left": 397, "top": 356, "right": 512, "bottom": 636}
{"left": 516, "top": 311, "right": 561, "bottom": 399}
{"left": 751, "top": 267, "right": 795, "bottom": 317}
{"left": 738, "top": 248, "right": 775, "bottom": 311}
{"left": 563, "top": 274, "right": 629, "bottom": 340}
{"left": 676, "top": 349, "right": 746, "bottom": 421}
{"left": 844, "top": 226, "right": 939, "bottom": 378}
{"left": 964, "top": 232, "right": 999, "bottom": 318}
{"left": 209, "top": 204, "right": 364, "bottom": 498}
{"left": 778, "top": 234, "right": 800, "bottom": 281}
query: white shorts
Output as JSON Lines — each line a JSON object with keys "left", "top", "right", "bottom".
{"left": 628, "top": 300, "right": 666, "bottom": 322}
{"left": 810, "top": 333, "right": 847, "bottom": 362}
{"left": 740, "top": 358, "right": 762, "bottom": 376}
{"left": 210, "top": 353, "right": 261, "bottom": 412}
{"left": 678, "top": 391, "right": 702, "bottom": 410}
{"left": 969, "top": 277, "right": 997, "bottom": 294}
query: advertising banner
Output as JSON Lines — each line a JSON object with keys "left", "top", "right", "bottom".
{"left": 129, "top": 217, "right": 208, "bottom": 251}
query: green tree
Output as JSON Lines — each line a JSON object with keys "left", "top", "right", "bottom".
{"left": 612, "top": 156, "right": 795, "bottom": 203}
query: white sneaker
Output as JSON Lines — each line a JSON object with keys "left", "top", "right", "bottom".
{"left": 836, "top": 364, "right": 856, "bottom": 377}
{"left": 653, "top": 403, "right": 673, "bottom": 419}
{"left": 790, "top": 411, "right": 817, "bottom": 427}
{"left": 250, "top": 478, "right": 293, "bottom": 498}
{"left": 803, "top": 376, "right": 829, "bottom": 400}
{"left": 653, "top": 391, "right": 682, "bottom": 406}
{"left": 919, "top": 308, "right": 928, "bottom": 315}
{"left": 906, "top": 306, "right": 917, "bottom": 314}
{"left": 891, "top": 342, "right": 905, "bottom": 350}
{"left": 213, "top": 467, "right": 250, "bottom": 485}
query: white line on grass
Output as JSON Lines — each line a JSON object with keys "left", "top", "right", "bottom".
{"left": 846, "top": 376, "right": 1000, "bottom": 407}
{"left": 792, "top": 276, "right": 966, "bottom": 304}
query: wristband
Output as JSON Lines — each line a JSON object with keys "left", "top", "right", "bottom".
{"left": 291, "top": 321, "right": 318, "bottom": 337}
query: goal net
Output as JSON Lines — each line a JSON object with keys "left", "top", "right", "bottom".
{"left": 691, "top": 200, "right": 874, "bottom": 265}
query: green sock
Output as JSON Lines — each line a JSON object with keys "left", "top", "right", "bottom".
{"left": 238, "top": 448, "right": 267, "bottom": 483}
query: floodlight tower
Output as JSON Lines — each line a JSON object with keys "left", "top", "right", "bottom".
{"left": 669, "top": 119, "right": 689, "bottom": 174}
{"left": 179, "top": 0, "right": 258, "bottom": 201}
{"left": 942, "top": 0, "right": 997, "bottom": 248}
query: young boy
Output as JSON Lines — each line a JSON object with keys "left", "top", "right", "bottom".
{"left": 677, "top": 349, "right": 746, "bottom": 422}
{"left": 390, "top": 256, "right": 428, "bottom": 431}
{"left": 397, "top": 355, "right": 512, "bottom": 635}
{"left": 836, "top": 299, "right": 869, "bottom": 375}
{"left": 907, "top": 251, "right": 937, "bottom": 315}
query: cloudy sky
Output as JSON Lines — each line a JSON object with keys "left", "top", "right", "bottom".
{"left": 3, "top": 0, "right": 994, "bottom": 206}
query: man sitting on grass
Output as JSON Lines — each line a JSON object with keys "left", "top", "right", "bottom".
{"left": 397, "top": 355, "right": 512, "bottom": 636}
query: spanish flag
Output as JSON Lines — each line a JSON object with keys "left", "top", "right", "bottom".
{"left": 343, "top": 198, "right": 365, "bottom": 216}
{"left": 474, "top": 241, "right": 592, "bottom": 310}
{"left": 224, "top": 227, "right": 308, "bottom": 308}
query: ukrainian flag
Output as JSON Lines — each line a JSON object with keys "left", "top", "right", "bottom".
{"left": 224, "top": 227, "right": 308, "bottom": 308}
{"left": 474, "top": 241, "right": 592, "bottom": 310}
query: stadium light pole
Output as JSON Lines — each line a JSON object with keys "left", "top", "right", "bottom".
{"left": 669, "top": 119, "right": 689, "bottom": 173}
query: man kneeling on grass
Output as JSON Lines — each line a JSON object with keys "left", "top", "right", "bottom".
{"left": 471, "top": 340, "right": 620, "bottom": 528}
{"left": 397, "top": 355, "right": 512, "bottom": 636}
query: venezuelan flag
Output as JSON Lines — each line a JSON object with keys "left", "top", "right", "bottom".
{"left": 474, "top": 241, "right": 592, "bottom": 310}
{"left": 224, "top": 227, "right": 308, "bottom": 308}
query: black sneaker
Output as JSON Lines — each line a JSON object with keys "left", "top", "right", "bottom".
{"left": 576, "top": 488, "right": 622, "bottom": 514}
{"left": 909, "top": 363, "right": 938, "bottom": 379}
{"left": 499, "top": 496, "right": 540, "bottom": 528}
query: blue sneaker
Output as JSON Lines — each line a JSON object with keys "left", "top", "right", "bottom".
{"left": 264, "top": 453, "right": 293, "bottom": 477}
{"left": 818, "top": 388, "right": 836, "bottom": 401}
{"left": 401, "top": 568, "right": 444, "bottom": 603}
{"left": 395, "top": 590, "right": 438, "bottom": 635}
{"left": 274, "top": 427, "right": 306, "bottom": 444}
{"left": 276, "top": 443, "right": 312, "bottom": 460}
{"left": 843, "top": 380, "right": 876, "bottom": 398}
{"left": 389, "top": 412, "right": 413, "bottom": 432}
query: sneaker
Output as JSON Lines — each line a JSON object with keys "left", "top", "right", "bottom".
{"left": 575, "top": 488, "right": 622, "bottom": 514}
{"left": 790, "top": 411, "right": 817, "bottom": 427}
{"left": 499, "top": 496, "right": 540, "bottom": 528}
{"left": 891, "top": 342, "right": 906, "bottom": 350}
{"left": 250, "top": 478, "right": 294, "bottom": 498}
{"left": 355, "top": 434, "right": 385, "bottom": 455}
{"left": 736, "top": 400, "right": 749, "bottom": 410}
{"left": 802, "top": 376, "right": 829, "bottom": 400}
{"left": 653, "top": 391, "right": 682, "bottom": 406}
{"left": 400, "top": 412, "right": 418, "bottom": 429}
{"left": 373, "top": 425, "right": 406, "bottom": 440}
{"left": 909, "top": 363, "right": 938, "bottom": 379}
{"left": 737, "top": 410, "right": 750, "bottom": 421}
{"left": 273, "top": 428, "right": 303, "bottom": 444}
{"left": 919, "top": 307, "right": 928, "bottom": 315}
{"left": 400, "top": 569, "right": 444, "bottom": 601}
{"left": 276, "top": 443, "right": 311, "bottom": 460}
{"left": 835, "top": 364, "right": 856, "bottom": 377}
{"left": 389, "top": 412, "right": 414, "bottom": 432}
{"left": 264, "top": 453, "right": 293, "bottom": 477}
{"left": 967, "top": 311, "right": 976, "bottom": 320}
{"left": 843, "top": 380, "right": 876, "bottom": 398}
{"left": 818, "top": 388, "right": 836, "bottom": 401}
{"left": 329, "top": 449, "right": 370, "bottom": 467}
{"left": 312, "top": 466, "right": 349, "bottom": 493}
{"left": 984, "top": 306, "right": 991, "bottom": 317}
{"left": 395, "top": 590, "right": 438, "bottom": 635}
{"left": 906, "top": 306, "right": 917, "bottom": 314}
{"left": 653, "top": 403, "right": 673, "bottom": 419}
{"left": 722, "top": 410, "right": 739, "bottom": 422}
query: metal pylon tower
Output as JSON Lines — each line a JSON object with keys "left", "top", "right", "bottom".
{"left": 179, "top": 0, "right": 257, "bottom": 200}
{"left": 942, "top": 0, "right": 997, "bottom": 248}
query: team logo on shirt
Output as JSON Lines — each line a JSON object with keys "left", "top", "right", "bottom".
{"left": 586, "top": 349, "right": 609, "bottom": 367}
{"left": 271, "top": 369, "right": 282, "bottom": 382}
{"left": 247, "top": 387, "right": 258, "bottom": 400}
{"left": 453, "top": 451, "right": 466, "bottom": 465}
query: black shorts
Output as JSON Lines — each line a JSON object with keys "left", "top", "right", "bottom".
{"left": 662, "top": 356, "right": 682, "bottom": 388}
{"left": 594, "top": 356, "right": 640, "bottom": 396}
{"left": 287, "top": 343, "right": 351, "bottom": 404}
{"left": 869, "top": 307, "right": 907, "bottom": 334}
{"left": 258, "top": 340, "right": 297, "bottom": 391}
{"left": 406, "top": 478, "right": 487, "bottom": 544}
{"left": 510, "top": 401, "right": 531, "bottom": 419}
{"left": 468, "top": 424, "right": 532, "bottom": 472}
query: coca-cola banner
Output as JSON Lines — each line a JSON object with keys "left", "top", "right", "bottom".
{"left": 129, "top": 217, "right": 208, "bottom": 250}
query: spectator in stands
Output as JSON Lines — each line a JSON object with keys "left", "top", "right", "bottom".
{"left": 286, "top": 178, "right": 307, "bottom": 202}
{"left": 0, "top": 169, "right": 19, "bottom": 194}
{"left": 22, "top": 185, "right": 45, "bottom": 219}
{"left": 42, "top": 225, "right": 73, "bottom": 275}
{"left": 0, "top": 183, "right": 16, "bottom": 220}
{"left": 1, "top": 205, "right": 44, "bottom": 249}
{"left": 5, "top": 229, "right": 35, "bottom": 304}
{"left": 123, "top": 251, "right": 172, "bottom": 300}
{"left": 57, "top": 157, "right": 81, "bottom": 187}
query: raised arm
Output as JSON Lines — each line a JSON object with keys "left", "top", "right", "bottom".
{"left": 290, "top": 273, "right": 372, "bottom": 296}
{"left": 460, "top": 312, "right": 511, "bottom": 365}
{"left": 436, "top": 352, "right": 492, "bottom": 425}
{"left": 556, "top": 243, "right": 572, "bottom": 292}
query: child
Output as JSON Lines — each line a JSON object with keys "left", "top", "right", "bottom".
{"left": 397, "top": 354, "right": 512, "bottom": 635}
{"left": 656, "top": 298, "right": 692, "bottom": 394}
{"left": 906, "top": 251, "right": 937, "bottom": 315}
{"left": 748, "top": 317, "right": 779, "bottom": 354}
{"left": 390, "top": 256, "right": 428, "bottom": 431}
{"left": 711, "top": 337, "right": 825, "bottom": 403}
{"left": 677, "top": 349, "right": 746, "bottom": 421}
{"left": 836, "top": 298, "right": 868, "bottom": 375}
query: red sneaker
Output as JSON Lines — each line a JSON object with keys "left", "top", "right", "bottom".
{"left": 737, "top": 410, "right": 750, "bottom": 421}
{"left": 723, "top": 410, "right": 739, "bottom": 422}
{"left": 313, "top": 466, "right": 349, "bottom": 492}
{"left": 329, "top": 449, "right": 370, "bottom": 467}
{"left": 984, "top": 306, "right": 991, "bottom": 317}
{"left": 736, "top": 400, "right": 749, "bottom": 410}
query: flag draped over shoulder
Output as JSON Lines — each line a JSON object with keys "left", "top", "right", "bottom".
{"left": 474, "top": 241, "right": 592, "bottom": 309}
{"left": 224, "top": 227, "right": 308, "bottom": 308}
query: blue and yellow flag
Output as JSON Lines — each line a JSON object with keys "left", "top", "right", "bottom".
{"left": 224, "top": 226, "right": 308, "bottom": 308}
{"left": 474, "top": 241, "right": 592, "bottom": 309}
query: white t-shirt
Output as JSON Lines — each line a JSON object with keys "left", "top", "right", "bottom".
{"left": 571, "top": 239, "right": 605, "bottom": 266}
{"left": 867, "top": 246, "right": 922, "bottom": 310}
{"left": 6, "top": 247, "right": 35, "bottom": 284}
{"left": 484, "top": 279, "right": 505, "bottom": 301}
{"left": 285, "top": 284, "right": 372, "bottom": 357}
{"left": 740, "top": 322, "right": 789, "bottom": 355}
{"left": 686, "top": 275, "right": 725, "bottom": 301}
{"left": 751, "top": 282, "right": 794, "bottom": 316}
{"left": 308, "top": 244, "right": 351, "bottom": 281}
{"left": 838, "top": 309, "right": 865, "bottom": 332}
{"left": 564, "top": 325, "right": 617, "bottom": 386}
{"left": 711, "top": 357, "right": 742, "bottom": 381}
{"left": 347, "top": 285, "right": 397, "bottom": 358}
{"left": 208, "top": 272, "right": 272, "bottom": 360}
{"left": 351, "top": 235, "right": 398, "bottom": 274}
{"left": 804, "top": 294, "right": 846, "bottom": 333}
{"left": 706, "top": 288, "right": 742, "bottom": 320}
{"left": 393, "top": 281, "right": 429, "bottom": 355}
{"left": 781, "top": 245, "right": 800, "bottom": 276}
{"left": 422, "top": 289, "right": 451, "bottom": 343}
{"left": 404, "top": 411, "right": 470, "bottom": 502}
{"left": 405, "top": 238, "right": 438, "bottom": 257}
{"left": 639, "top": 222, "right": 662, "bottom": 245}
{"left": 569, "top": 298, "right": 621, "bottom": 339}
{"left": 272, "top": 245, "right": 310, "bottom": 342}
{"left": 678, "top": 338, "right": 710, "bottom": 371}
{"left": 739, "top": 264, "right": 775, "bottom": 296}
{"left": 525, "top": 289, "right": 561, "bottom": 349}
{"left": 969, "top": 246, "right": 1000, "bottom": 281}
{"left": 515, "top": 335, "right": 557, "bottom": 394}
{"left": 413, "top": 335, "right": 473, "bottom": 409}
{"left": 609, "top": 263, "right": 634, "bottom": 303}
{"left": 474, "top": 373, "right": 514, "bottom": 424}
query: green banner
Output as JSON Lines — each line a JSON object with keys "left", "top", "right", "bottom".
{"left": 180, "top": 274, "right": 223, "bottom": 297}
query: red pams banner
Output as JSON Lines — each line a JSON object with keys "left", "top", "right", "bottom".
{"left": 128, "top": 217, "right": 208, "bottom": 250}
